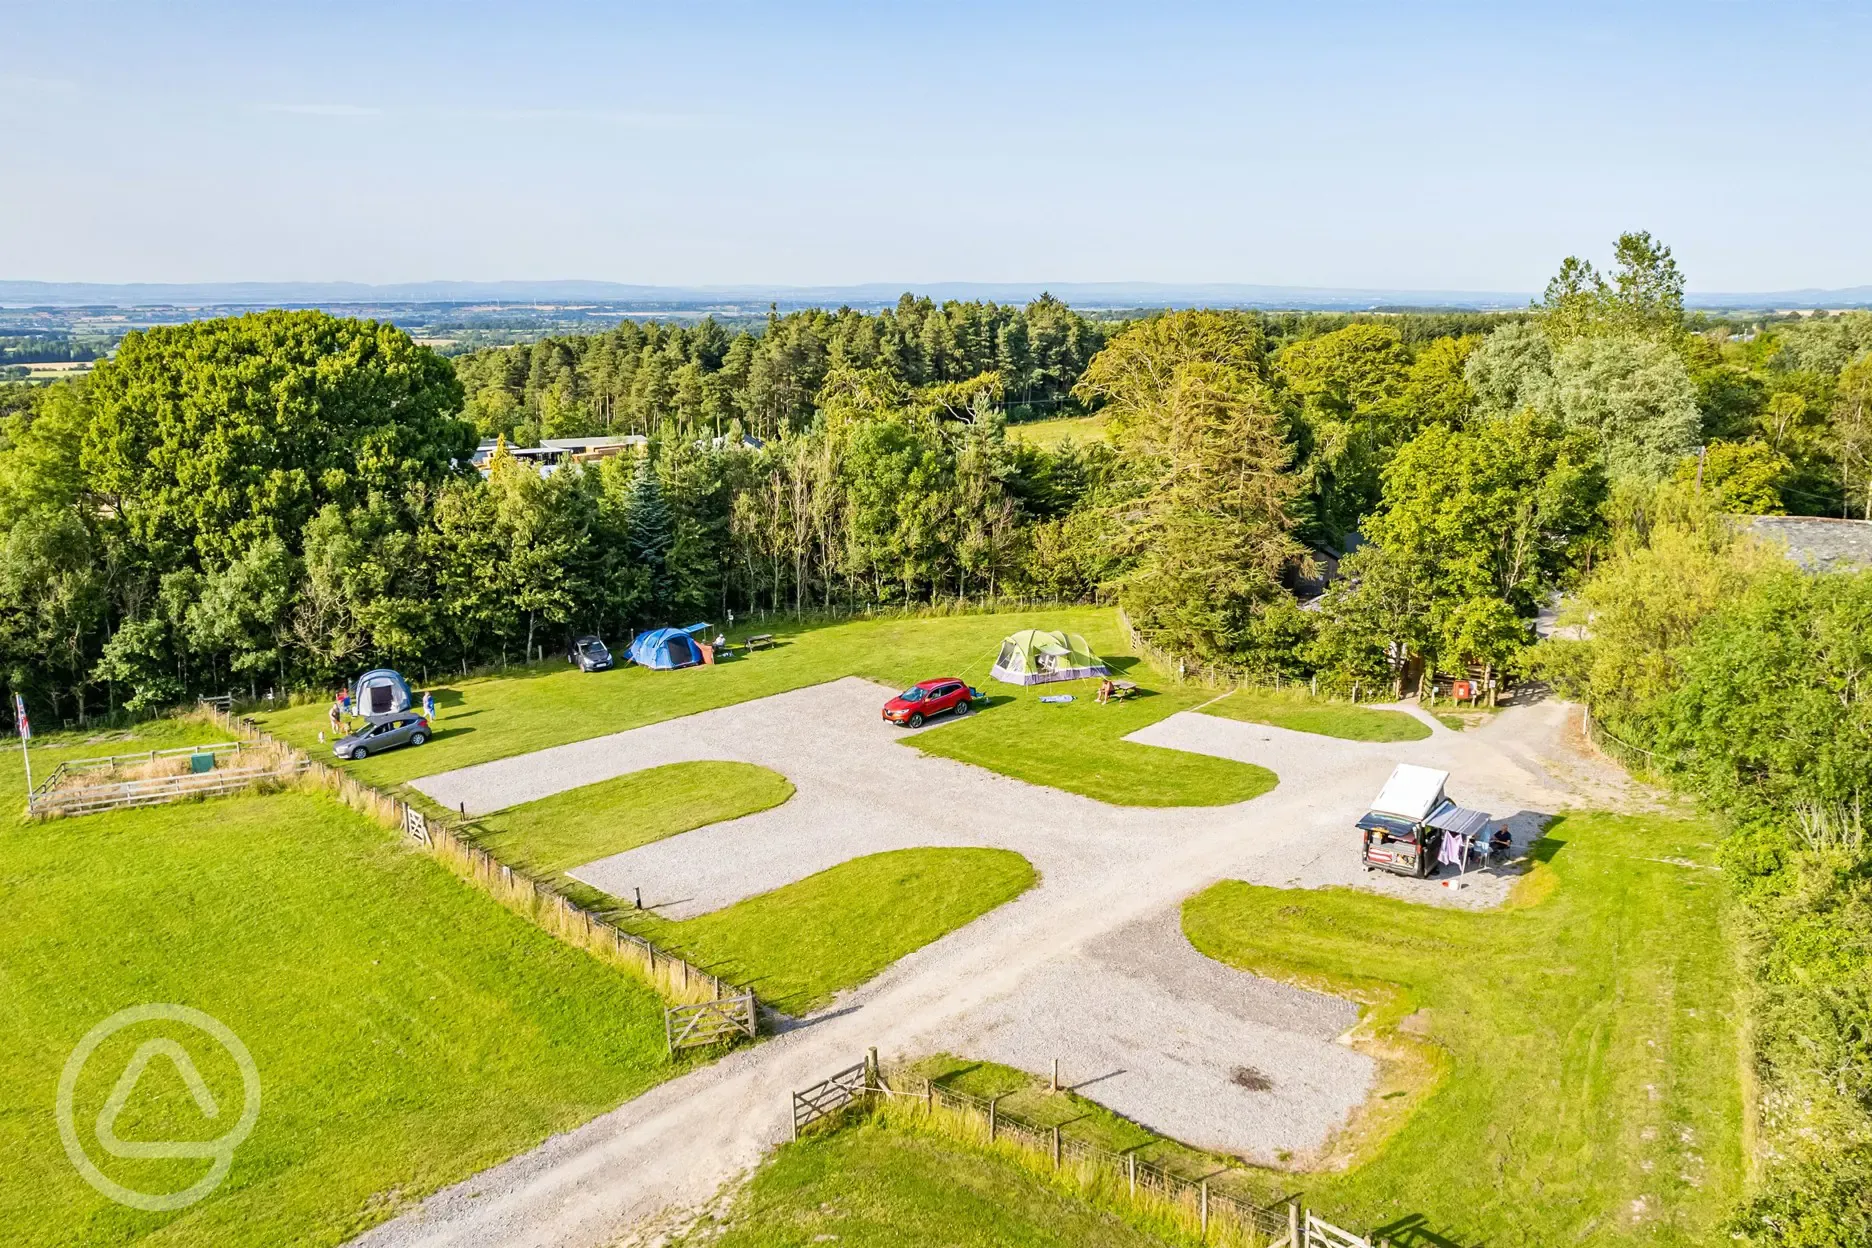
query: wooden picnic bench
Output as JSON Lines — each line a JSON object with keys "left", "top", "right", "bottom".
{"left": 1109, "top": 680, "right": 1138, "bottom": 701}
{"left": 744, "top": 633, "right": 775, "bottom": 653}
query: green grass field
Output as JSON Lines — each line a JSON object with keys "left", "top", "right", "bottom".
{"left": 1006, "top": 413, "right": 1110, "bottom": 449}
{"left": 252, "top": 609, "right": 1274, "bottom": 809}
{"left": 611, "top": 848, "right": 1035, "bottom": 1014}
{"left": 911, "top": 682, "right": 1277, "bottom": 807}
{"left": 1182, "top": 811, "right": 1743, "bottom": 1245}
{"left": 472, "top": 760, "right": 794, "bottom": 879}
{"left": 677, "top": 1117, "right": 1181, "bottom": 1248}
{"left": 1197, "top": 689, "right": 1430, "bottom": 743}
{"left": 1, "top": 789, "right": 678, "bottom": 1248}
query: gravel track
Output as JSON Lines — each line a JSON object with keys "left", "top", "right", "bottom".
{"left": 361, "top": 687, "right": 1612, "bottom": 1248}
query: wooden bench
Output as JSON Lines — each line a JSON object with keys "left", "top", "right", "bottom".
{"left": 744, "top": 633, "right": 776, "bottom": 653}
{"left": 1108, "top": 680, "right": 1138, "bottom": 701}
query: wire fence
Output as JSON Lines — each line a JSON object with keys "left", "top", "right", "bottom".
{"left": 1580, "top": 706, "right": 1686, "bottom": 775}
{"left": 788, "top": 1056, "right": 1303, "bottom": 1245}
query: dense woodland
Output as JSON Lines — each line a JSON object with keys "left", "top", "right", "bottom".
{"left": 1, "top": 234, "right": 1870, "bottom": 1240}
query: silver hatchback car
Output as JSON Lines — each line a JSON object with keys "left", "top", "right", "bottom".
{"left": 333, "top": 712, "right": 430, "bottom": 760}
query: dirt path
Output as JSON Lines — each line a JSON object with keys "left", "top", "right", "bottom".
{"left": 361, "top": 687, "right": 1620, "bottom": 1248}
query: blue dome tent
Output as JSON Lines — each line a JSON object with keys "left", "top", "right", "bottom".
{"left": 629, "top": 627, "right": 705, "bottom": 670}
{"left": 353, "top": 668, "right": 413, "bottom": 717}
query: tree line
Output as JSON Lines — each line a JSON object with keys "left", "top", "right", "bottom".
{"left": 449, "top": 293, "right": 1116, "bottom": 445}
{"left": 3, "top": 240, "right": 1870, "bottom": 729}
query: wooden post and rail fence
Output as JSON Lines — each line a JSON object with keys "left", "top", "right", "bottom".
{"left": 786, "top": 1054, "right": 1390, "bottom": 1248}
{"left": 25, "top": 737, "right": 308, "bottom": 817}
{"left": 195, "top": 703, "right": 763, "bottom": 1048}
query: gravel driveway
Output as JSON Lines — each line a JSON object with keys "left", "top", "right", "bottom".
{"left": 364, "top": 685, "right": 1622, "bottom": 1248}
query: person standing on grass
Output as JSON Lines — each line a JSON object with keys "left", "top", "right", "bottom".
{"left": 328, "top": 698, "right": 343, "bottom": 736}
{"left": 422, "top": 690, "right": 436, "bottom": 723}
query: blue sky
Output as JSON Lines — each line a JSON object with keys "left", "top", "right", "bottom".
{"left": 3, "top": 1, "right": 1868, "bottom": 291}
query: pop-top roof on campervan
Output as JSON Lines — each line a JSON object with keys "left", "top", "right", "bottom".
{"left": 1366, "top": 763, "right": 1494, "bottom": 839}
{"left": 1369, "top": 764, "right": 1449, "bottom": 822}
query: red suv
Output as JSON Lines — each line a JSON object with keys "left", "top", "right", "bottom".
{"left": 883, "top": 678, "right": 976, "bottom": 727}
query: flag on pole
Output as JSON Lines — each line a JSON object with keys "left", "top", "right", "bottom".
{"left": 13, "top": 693, "right": 29, "bottom": 741}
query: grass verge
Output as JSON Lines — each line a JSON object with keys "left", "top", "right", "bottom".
{"left": 0, "top": 790, "right": 678, "bottom": 1248}
{"left": 899, "top": 1056, "right": 1269, "bottom": 1203}
{"left": 1182, "top": 811, "right": 1743, "bottom": 1246}
{"left": 600, "top": 848, "right": 1035, "bottom": 1014}
{"left": 471, "top": 760, "right": 794, "bottom": 879}
{"left": 675, "top": 1114, "right": 1219, "bottom": 1248}
{"left": 908, "top": 683, "right": 1277, "bottom": 807}
{"left": 1196, "top": 689, "right": 1430, "bottom": 743}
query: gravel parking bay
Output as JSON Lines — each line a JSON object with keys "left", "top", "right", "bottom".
{"left": 375, "top": 683, "right": 1608, "bottom": 1247}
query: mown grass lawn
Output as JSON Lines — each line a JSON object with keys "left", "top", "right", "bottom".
{"left": 0, "top": 789, "right": 678, "bottom": 1248}
{"left": 608, "top": 848, "right": 1036, "bottom": 1014}
{"left": 1182, "top": 811, "right": 1743, "bottom": 1246}
{"left": 909, "top": 681, "right": 1277, "bottom": 807}
{"left": 677, "top": 1116, "right": 1180, "bottom": 1248}
{"left": 1006, "top": 413, "right": 1110, "bottom": 449}
{"left": 1196, "top": 688, "right": 1430, "bottom": 743}
{"left": 252, "top": 608, "right": 1274, "bottom": 808}
{"left": 472, "top": 760, "right": 794, "bottom": 879}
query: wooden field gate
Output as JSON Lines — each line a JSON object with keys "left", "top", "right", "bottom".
{"left": 1306, "top": 1211, "right": 1372, "bottom": 1248}
{"left": 791, "top": 1060, "right": 872, "bottom": 1138}
{"left": 664, "top": 993, "right": 757, "bottom": 1054}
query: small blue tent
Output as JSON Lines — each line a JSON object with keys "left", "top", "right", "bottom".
{"left": 629, "top": 627, "right": 704, "bottom": 670}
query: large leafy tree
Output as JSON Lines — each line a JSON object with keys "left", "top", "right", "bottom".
{"left": 1275, "top": 323, "right": 1413, "bottom": 540}
{"left": 1317, "top": 410, "right": 1604, "bottom": 692}
{"left": 81, "top": 311, "right": 472, "bottom": 567}
{"left": 1077, "top": 311, "right": 1304, "bottom": 667}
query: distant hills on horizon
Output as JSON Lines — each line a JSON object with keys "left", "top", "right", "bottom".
{"left": 5, "top": 278, "right": 1871, "bottom": 312}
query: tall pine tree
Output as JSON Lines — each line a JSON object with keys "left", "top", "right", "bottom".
{"left": 625, "top": 452, "right": 674, "bottom": 616}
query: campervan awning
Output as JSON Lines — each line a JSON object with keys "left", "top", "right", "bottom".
{"left": 1424, "top": 799, "right": 1492, "bottom": 840}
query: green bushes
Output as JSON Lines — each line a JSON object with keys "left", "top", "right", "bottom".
{"left": 1543, "top": 506, "right": 1872, "bottom": 1245}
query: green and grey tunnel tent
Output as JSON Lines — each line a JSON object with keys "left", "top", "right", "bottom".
{"left": 989, "top": 628, "right": 1110, "bottom": 685}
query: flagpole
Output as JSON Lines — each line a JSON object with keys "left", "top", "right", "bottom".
{"left": 13, "top": 694, "right": 30, "bottom": 814}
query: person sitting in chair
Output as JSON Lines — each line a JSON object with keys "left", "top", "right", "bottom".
{"left": 1490, "top": 825, "right": 1513, "bottom": 861}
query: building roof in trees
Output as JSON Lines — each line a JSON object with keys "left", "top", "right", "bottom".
{"left": 1747, "top": 516, "right": 1872, "bottom": 574}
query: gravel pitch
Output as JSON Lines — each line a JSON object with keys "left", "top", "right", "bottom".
{"left": 364, "top": 687, "right": 1620, "bottom": 1248}
{"left": 948, "top": 907, "right": 1369, "bottom": 1162}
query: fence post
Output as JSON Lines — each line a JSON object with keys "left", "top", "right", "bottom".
{"left": 866, "top": 1047, "right": 878, "bottom": 1092}
{"left": 1051, "top": 1125, "right": 1060, "bottom": 1167}
{"left": 925, "top": 1077, "right": 933, "bottom": 1113}
{"left": 1289, "top": 1201, "right": 1302, "bottom": 1248}
{"left": 1200, "top": 1179, "right": 1208, "bottom": 1237}
{"left": 1128, "top": 1152, "right": 1136, "bottom": 1196}
{"left": 989, "top": 1096, "right": 998, "bottom": 1142}
{"left": 1051, "top": 1057, "right": 1059, "bottom": 1092}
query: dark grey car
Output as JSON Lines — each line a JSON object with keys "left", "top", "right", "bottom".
{"left": 333, "top": 712, "right": 430, "bottom": 761}
{"left": 569, "top": 635, "right": 614, "bottom": 672}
